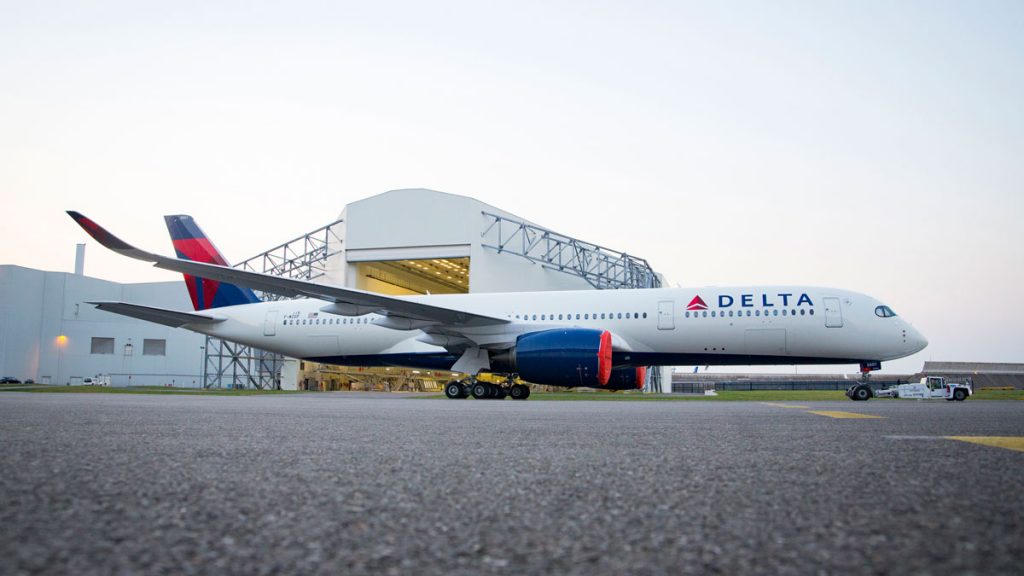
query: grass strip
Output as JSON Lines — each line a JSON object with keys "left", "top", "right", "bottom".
{"left": 1, "top": 385, "right": 299, "bottom": 396}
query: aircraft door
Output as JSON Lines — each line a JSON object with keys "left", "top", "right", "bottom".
{"left": 264, "top": 310, "right": 279, "bottom": 336}
{"left": 658, "top": 301, "right": 675, "bottom": 330}
{"left": 823, "top": 297, "right": 843, "bottom": 328}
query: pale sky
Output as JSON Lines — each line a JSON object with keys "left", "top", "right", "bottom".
{"left": 1, "top": 1, "right": 1021, "bottom": 373}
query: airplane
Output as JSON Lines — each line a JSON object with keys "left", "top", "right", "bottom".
{"left": 68, "top": 211, "right": 928, "bottom": 400}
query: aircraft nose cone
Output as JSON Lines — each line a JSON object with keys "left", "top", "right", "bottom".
{"left": 908, "top": 326, "right": 928, "bottom": 353}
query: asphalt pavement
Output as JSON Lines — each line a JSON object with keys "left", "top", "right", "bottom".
{"left": 1, "top": 393, "right": 1022, "bottom": 575}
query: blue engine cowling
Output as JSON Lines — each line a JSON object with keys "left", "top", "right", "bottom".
{"left": 604, "top": 366, "right": 647, "bottom": 390}
{"left": 504, "top": 328, "right": 614, "bottom": 388}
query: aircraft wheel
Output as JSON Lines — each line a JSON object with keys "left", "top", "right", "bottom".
{"left": 445, "top": 381, "right": 465, "bottom": 399}
{"left": 510, "top": 384, "right": 529, "bottom": 400}
{"left": 853, "top": 386, "right": 871, "bottom": 401}
{"left": 472, "top": 382, "right": 489, "bottom": 399}
{"left": 495, "top": 386, "right": 508, "bottom": 400}
{"left": 954, "top": 389, "right": 967, "bottom": 401}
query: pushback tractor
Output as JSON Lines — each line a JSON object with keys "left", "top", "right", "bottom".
{"left": 847, "top": 376, "right": 972, "bottom": 402}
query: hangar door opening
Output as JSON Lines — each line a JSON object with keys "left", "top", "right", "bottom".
{"left": 353, "top": 257, "right": 470, "bottom": 295}
{"left": 298, "top": 256, "right": 471, "bottom": 392}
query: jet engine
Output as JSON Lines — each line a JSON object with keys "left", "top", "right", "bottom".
{"left": 603, "top": 366, "right": 647, "bottom": 390}
{"left": 491, "top": 328, "right": 613, "bottom": 387}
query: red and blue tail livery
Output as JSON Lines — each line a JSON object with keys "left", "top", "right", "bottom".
{"left": 164, "top": 215, "right": 260, "bottom": 310}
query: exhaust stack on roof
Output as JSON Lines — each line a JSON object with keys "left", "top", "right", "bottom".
{"left": 74, "top": 243, "right": 85, "bottom": 276}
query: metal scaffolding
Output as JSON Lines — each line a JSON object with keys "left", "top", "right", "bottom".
{"left": 234, "top": 220, "right": 346, "bottom": 301}
{"left": 479, "top": 211, "right": 661, "bottom": 290}
{"left": 202, "top": 219, "right": 344, "bottom": 389}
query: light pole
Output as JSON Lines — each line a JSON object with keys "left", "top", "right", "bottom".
{"left": 198, "top": 345, "right": 205, "bottom": 389}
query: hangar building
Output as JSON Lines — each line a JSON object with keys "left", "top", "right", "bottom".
{"left": 1, "top": 189, "right": 664, "bottom": 390}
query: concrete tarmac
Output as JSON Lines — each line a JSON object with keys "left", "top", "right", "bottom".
{"left": 1, "top": 393, "right": 1022, "bottom": 575}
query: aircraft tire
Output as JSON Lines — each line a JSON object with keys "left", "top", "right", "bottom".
{"left": 445, "top": 382, "right": 465, "bottom": 399}
{"left": 472, "top": 382, "right": 489, "bottom": 400}
{"left": 444, "top": 381, "right": 468, "bottom": 399}
{"left": 853, "top": 386, "right": 871, "bottom": 401}
{"left": 510, "top": 384, "right": 529, "bottom": 400}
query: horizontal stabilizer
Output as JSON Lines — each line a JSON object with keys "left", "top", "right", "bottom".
{"left": 88, "top": 302, "right": 225, "bottom": 328}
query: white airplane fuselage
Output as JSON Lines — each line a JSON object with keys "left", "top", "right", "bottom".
{"left": 190, "top": 286, "right": 927, "bottom": 373}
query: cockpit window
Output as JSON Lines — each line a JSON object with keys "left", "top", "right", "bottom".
{"left": 874, "top": 305, "right": 897, "bottom": 318}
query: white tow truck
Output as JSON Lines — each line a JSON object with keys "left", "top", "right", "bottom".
{"left": 82, "top": 374, "right": 111, "bottom": 387}
{"left": 847, "top": 376, "right": 972, "bottom": 402}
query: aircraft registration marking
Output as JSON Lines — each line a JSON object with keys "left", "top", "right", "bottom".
{"left": 945, "top": 436, "right": 1024, "bottom": 453}
{"left": 761, "top": 403, "right": 810, "bottom": 409}
{"left": 806, "top": 410, "right": 885, "bottom": 419}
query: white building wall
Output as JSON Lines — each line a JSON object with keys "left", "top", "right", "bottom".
{"left": 0, "top": 265, "right": 205, "bottom": 386}
{"left": 0, "top": 266, "right": 46, "bottom": 381}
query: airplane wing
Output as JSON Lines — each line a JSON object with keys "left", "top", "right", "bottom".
{"left": 88, "top": 302, "right": 226, "bottom": 328}
{"left": 68, "top": 212, "right": 508, "bottom": 328}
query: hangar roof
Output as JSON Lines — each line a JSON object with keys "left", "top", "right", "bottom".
{"left": 343, "top": 188, "right": 549, "bottom": 226}
{"left": 922, "top": 361, "right": 1024, "bottom": 374}
{"left": 341, "top": 188, "right": 549, "bottom": 251}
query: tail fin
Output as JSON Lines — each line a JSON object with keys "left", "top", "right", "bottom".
{"left": 164, "top": 215, "right": 261, "bottom": 310}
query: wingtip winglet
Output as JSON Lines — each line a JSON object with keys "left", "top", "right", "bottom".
{"left": 66, "top": 211, "right": 137, "bottom": 252}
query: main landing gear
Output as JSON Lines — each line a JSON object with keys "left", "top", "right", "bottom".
{"left": 444, "top": 376, "right": 531, "bottom": 400}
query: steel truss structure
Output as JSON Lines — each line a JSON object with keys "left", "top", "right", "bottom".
{"left": 202, "top": 219, "right": 344, "bottom": 389}
{"left": 479, "top": 211, "right": 661, "bottom": 290}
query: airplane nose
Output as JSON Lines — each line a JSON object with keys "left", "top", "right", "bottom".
{"left": 907, "top": 326, "right": 928, "bottom": 353}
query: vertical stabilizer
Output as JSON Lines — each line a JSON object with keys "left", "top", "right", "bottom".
{"left": 164, "top": 215, "right": 261, "bottom": 310}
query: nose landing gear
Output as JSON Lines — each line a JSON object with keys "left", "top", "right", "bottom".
{"left": 847, "top": 361, "right": 880, "bottom": 401}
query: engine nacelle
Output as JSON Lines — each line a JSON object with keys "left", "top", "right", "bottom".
{"left": 494, "top": 328, "right": 613, "bottom": 388}
{"left": 604, "top": 366, "right": 647, "bottom": 390}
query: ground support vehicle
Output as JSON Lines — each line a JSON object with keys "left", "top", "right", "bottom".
{"left": 82, "top": 375, "right": 111, "bottom": 387}
{"left": 847, "top": 376, "right": 971, "bottom": 402}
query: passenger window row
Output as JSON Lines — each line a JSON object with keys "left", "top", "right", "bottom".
{"left": 684, "top": 309, "right": 815, "bottom": 319}
{"left": 513, "top": 312, "right": 649, "bottom": 321}
{"left": 283, "top": 316, "right": 373, "bottom": 326}
{"left": 280, "top": 307, "right": 814, "bottom": 326}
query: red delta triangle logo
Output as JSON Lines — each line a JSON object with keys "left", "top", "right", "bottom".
{"left": 686, "top": 295, "right": 708, "bottom": 311}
